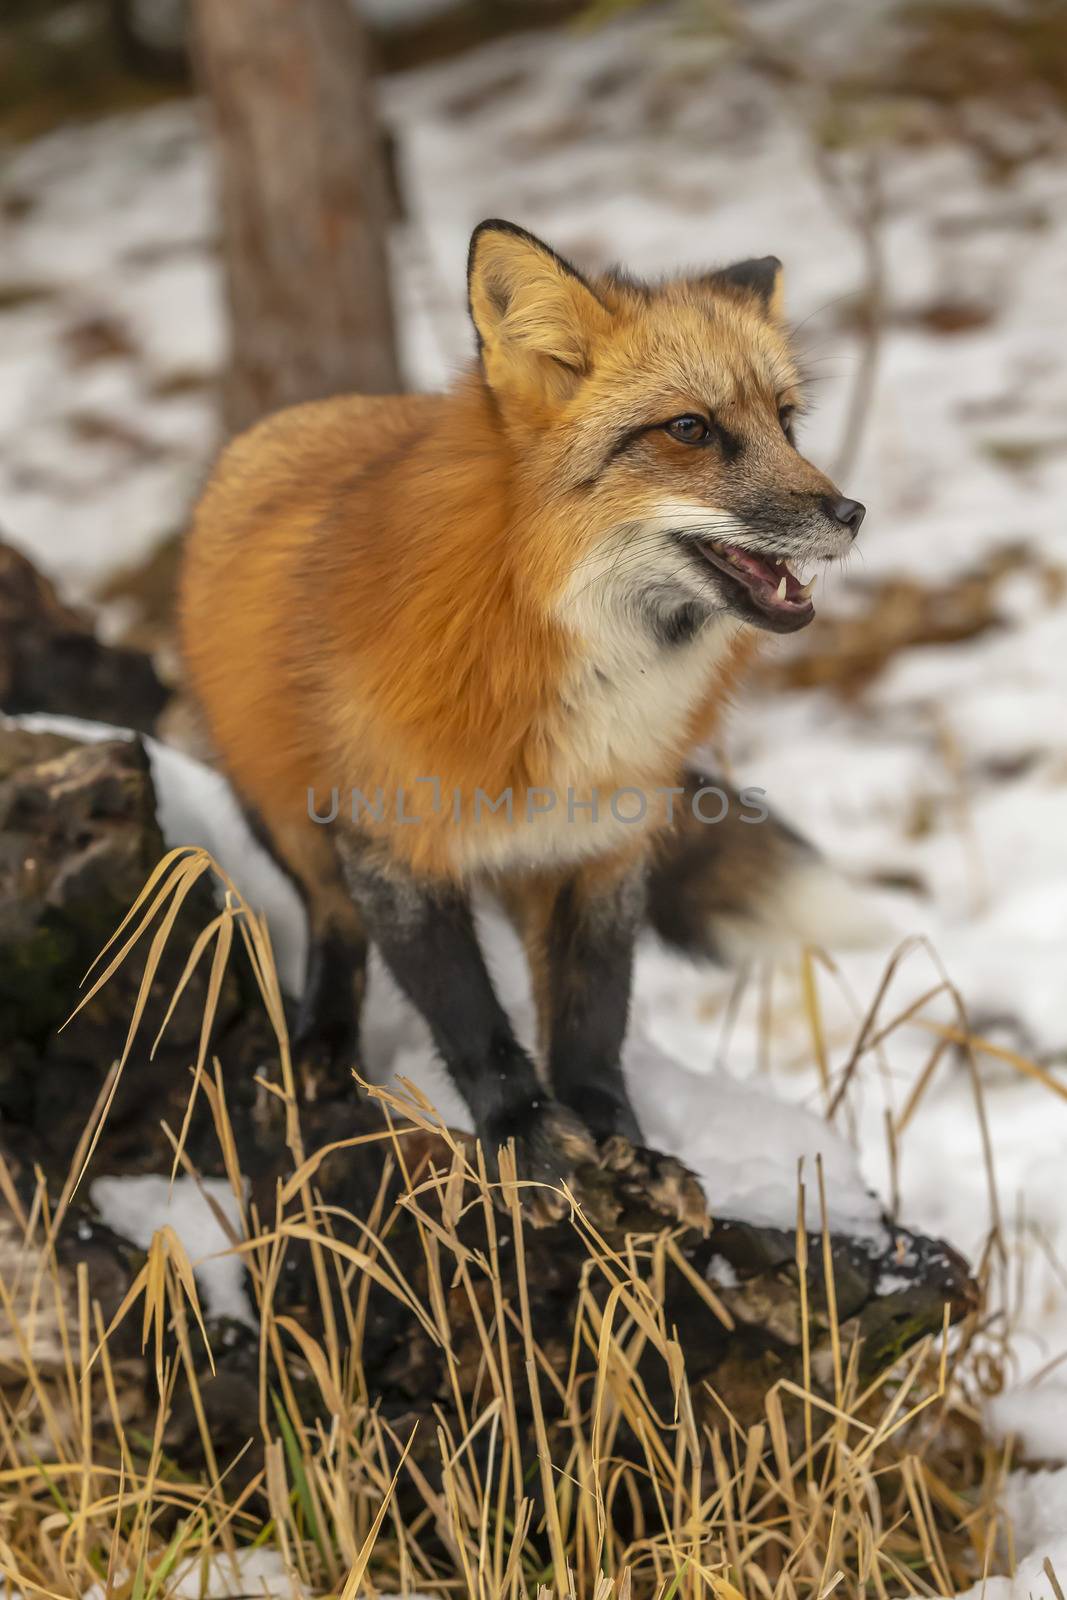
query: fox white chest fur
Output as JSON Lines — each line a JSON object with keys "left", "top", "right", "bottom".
{"left": 454, "top": 591, "right": 735, "bottom": 877}
{"left": 552, "top": 585, "right": 734, "bottom": 784}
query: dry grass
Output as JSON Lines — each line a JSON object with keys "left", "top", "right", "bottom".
{"left": 0, "top": 848, "right": 1042, "bottom": 1600}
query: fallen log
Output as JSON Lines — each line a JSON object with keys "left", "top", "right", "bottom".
{"left": 0, "top": 535, "right": 168, "bottom": 733}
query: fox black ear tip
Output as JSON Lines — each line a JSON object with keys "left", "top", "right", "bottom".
{"left": 470, "top": 218, "right": 522, "bottom": 246}
{"left": 468, "top": 218, "right": 521, "bottom": 274}
{"left": 707, "top": 254, "right": 785, "bottom": 308}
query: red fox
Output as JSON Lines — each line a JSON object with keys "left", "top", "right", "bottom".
{"left": 180, "top": 221, "right": 866, "bottom": 1221}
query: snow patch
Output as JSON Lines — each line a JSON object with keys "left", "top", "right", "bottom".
{"left": 988, "top": 1388, "right": 1067, "bottom": 1469}
{"left": 90, "top": 1175, "right": 253, "bottom": 1326}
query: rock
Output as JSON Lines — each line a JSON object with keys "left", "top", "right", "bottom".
{"left": 0, "top": 1208, "right": 144, "bottom": 1375}
{"left": 0, "top": 725, "right": 273, "bottom": 1175}
{"left": 0, "top": 536, "right": 168, "bottom": 733}
{"left": 35, "top": 1095, "right": 976, "bottom": 1502}
{"left": 241, "top": 1103, "right": 976, "bottom": 1427}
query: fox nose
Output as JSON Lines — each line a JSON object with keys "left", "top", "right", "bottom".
{"left": 821, "top": 496, "right": 866, "bottom": 538}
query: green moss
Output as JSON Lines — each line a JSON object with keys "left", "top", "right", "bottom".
{"left": 0, "top": 921, "right": 79, "bottom": 1043}
{"left": 0, "top": 892, "right": 133, "bottom": 1047}
{"left": 862, "top": 1310, "right": 940, "bottom": 1372}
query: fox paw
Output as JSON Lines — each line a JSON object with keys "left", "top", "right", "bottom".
{"left": 292, "top": 1024, "right": 361, "bottom": 1105}
{"left": 490, "top": 1099, "right": 599, "bottom": 1227}
{"left": 597, "top": 1137, "right": 710, "bottom": 1233}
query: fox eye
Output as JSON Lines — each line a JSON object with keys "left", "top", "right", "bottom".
{"left": 778, "top": 404, "right": 796, "bottom": 440}
{"left": 665, "top": 414, "right": 710, "bottom": 445}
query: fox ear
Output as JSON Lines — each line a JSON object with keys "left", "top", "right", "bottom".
{"left": 707, "top": 255, "right": 785, "bottom": 320}
{"left": 468, "top": 220, "right": 611, "bottom": 403}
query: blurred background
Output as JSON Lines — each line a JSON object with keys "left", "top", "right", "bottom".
{"left": 4, "top": 0, "right": 1066, "bottom": 653}
{"left": 3, "top": 0, "right": 1067, "bottom": 1430}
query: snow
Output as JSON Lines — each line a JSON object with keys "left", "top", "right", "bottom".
{"left": 370, "top": 911, "right": 887, "bottom": 1240}
{"left": 952, "top": 1552, "right": 1067, "bottom": 1600}
{"left": 82, "top": 1540, "right": 432, "bottom": 1600}
{"left": 631, "top": 1035, "right": 886, "bottom": 1239}
{"left": 5, "top": 0, "right": 1067, "bottom": 1583}
{"left": 989, "top": 1391, "right": 1067, "bottom": 1470}
{"left": 83, "top": 1548, "right": 301, "bottom": 1600}
{"left": 0, "top": 104, "right": 221, "bottom": 613}
{"left": 1002, "top": 1468, "right": 1067, "bottom": 1555}
{"left": 89, "top": 1175, "right": 254, "bottom": 1326}
{"left": 707, "top": 1255, "right": 740, "bottom": 1290}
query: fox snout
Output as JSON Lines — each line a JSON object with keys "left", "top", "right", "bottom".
{"left": 793, "top": 488, "right": 866, "bottom": 562}
{"left": 735, "top": 471, "right": 867, "bottom": 559}
{"left": 763, "top": 460, "right": 866, "bottom": 563}
{"left": 821, "top": 495, "right": 866, "bottom": 539}
{"left": 666, "top": 477, "right": 867, "bottom": 635}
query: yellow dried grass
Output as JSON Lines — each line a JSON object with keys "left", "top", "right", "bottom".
{"left": 0, "top": 848, "right": 1045, "bottom": 1599}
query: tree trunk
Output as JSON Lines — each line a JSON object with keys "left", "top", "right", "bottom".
{"left": 191, "top": 0, "right": 402, "bottom": 434}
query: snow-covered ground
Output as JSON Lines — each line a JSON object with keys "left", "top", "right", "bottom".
{"left": 4, "top": 0, "right": 1067, "bottom": 1572}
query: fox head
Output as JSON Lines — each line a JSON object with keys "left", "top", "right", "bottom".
{"left": 467, "top": 219, "right": 864, "bottom": 639}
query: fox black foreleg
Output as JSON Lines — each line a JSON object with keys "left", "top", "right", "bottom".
{"left": 336, "top": 834, "right": 595, "bottom": 1218}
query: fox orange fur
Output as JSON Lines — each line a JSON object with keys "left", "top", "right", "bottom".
{"left": 180, "top": 221, "right": 865, "bottom": 1219}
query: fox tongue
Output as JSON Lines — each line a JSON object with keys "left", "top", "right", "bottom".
{"left": 725, "top": 546, "right": 800, "bottom": 597}
{"left": 702, "top": 541, "right": 813, "bottom": 611}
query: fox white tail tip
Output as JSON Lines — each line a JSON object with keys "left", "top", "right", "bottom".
{"left": 711, "top": 854, "right": 903, "bottom": 967}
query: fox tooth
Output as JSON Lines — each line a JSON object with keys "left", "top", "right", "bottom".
{"left": 797, "top": 578, "right": 815, "bottom": 599}
{"left": 776, "top": 576, "right": 787, "bottom": 599}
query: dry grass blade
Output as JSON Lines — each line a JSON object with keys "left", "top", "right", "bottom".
{"left": 0, "top": 846, "right": 1017, "bottom": 1600}
{"left": 1044, "top": 1559, "right": 1066, "bottom": 1600}
{"left": 912, "top": 1018, "right": 1067, "bottom": 1104}
{"left": 89, "top": 1224, "right": 214, "bottom": 1389}
{"left": 63, "top": 852, "right": 218, "bottom": 1196}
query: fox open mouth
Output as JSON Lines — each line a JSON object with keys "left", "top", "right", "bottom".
{"left": 682, "top": 536, "right": 816, "bottom": 634}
